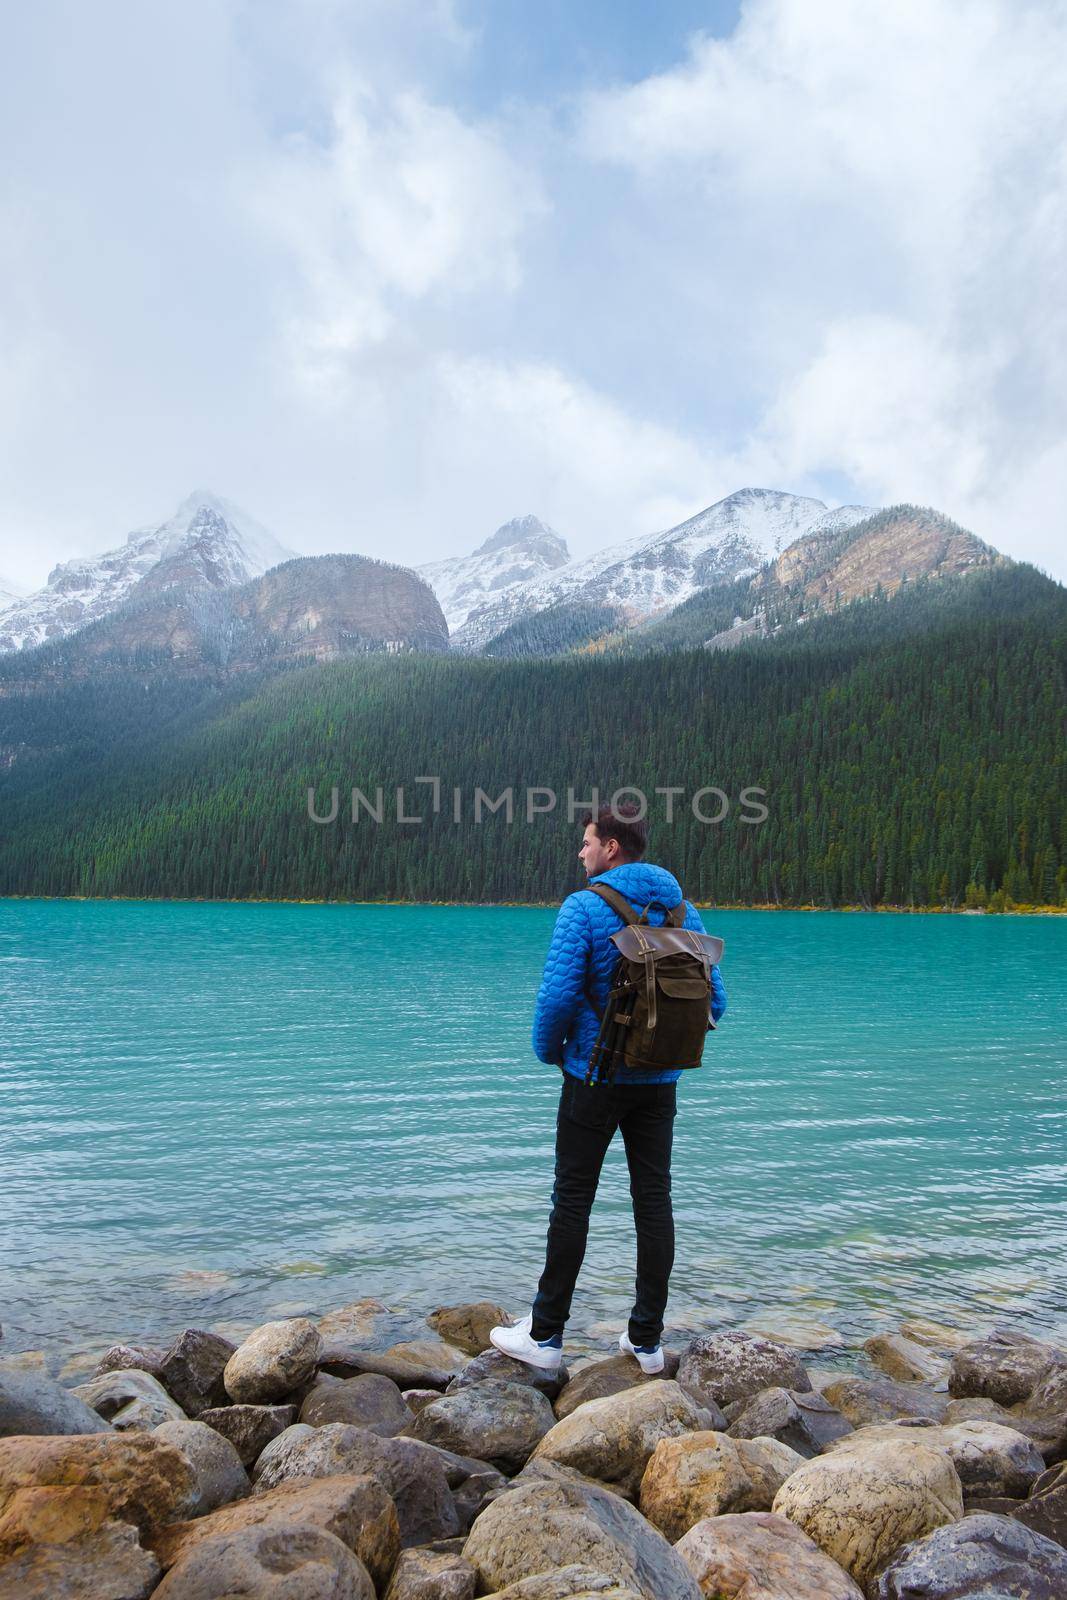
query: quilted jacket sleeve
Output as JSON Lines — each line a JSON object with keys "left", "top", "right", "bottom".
{"left": 684, "top": 901, "right": 728, "bottom": 1023}
{"left": 532, "top": 893, "right": 594, "bottom": 1066}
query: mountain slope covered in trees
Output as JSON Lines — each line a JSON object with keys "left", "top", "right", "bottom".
{"left": 1, "top": 562, "right": 1063, "bottom": 909}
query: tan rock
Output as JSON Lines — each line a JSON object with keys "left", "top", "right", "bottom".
{"left": 149, "top": 1471, "right": 398, "bottom": 1592}
{"left": 317, "top": 1299, "right": 389, "bottom": 1343}
{"left": 480, "top": 1567, "right": 644, "bottom": 1599}
{"left": 531, "top": 1379, "right": 719, "bottom": 1499}
{"left": 462, "top": 1470, "right": 701, "bottom": 1600}
{"left": 0, "top": 1484, "right": 110, "bottom": 1560}
{"left": 639, "top": 1431, "right": 803, "bottom": 1541}
{"left": 771, "top": 1435, "right": 963, "bottom": 1589}
{"left": 821, "top": 1374, "right": 947, "bottom": 1426}
{"left": 223, "top": 1317, "right": 322, "bottom": 1403}
{"left": 152, "top": 1522, "right": 374, "bottom": 1598}
{"left": 827, "top": 1418, "right": 1045, "bottom": 1500}
{"left": 675, "top": 1510, "right": 863, "bottom": 1599}
{"left": 864, "top": 1332, "right": 950, "bottom": 1384}
{"left": 0, "top": 1432, "right": 197, "bottom": 1537}
{"left": 427, "top": 1302, "right": 513, "bottom": 1355}
{"left": 554, "top": 1354, "right": 678, "bottom": 1420}
{"left": 0, "top": 1518, "right": 161, "bottom": 1599}
{"left": 899, "top": 1318, "right": 971, "bottom": 1352}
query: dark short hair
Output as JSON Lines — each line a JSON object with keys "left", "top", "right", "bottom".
{"left": 582, "top": 802, "right": 648, "bottom": 861}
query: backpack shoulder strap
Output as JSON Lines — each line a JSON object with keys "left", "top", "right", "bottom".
{"left": 583, "top": 882, "right": 639, "bottom": 924}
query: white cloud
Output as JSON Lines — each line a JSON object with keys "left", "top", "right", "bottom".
{"left": 581, "top": 0, "right": 1067, "bottom": 575}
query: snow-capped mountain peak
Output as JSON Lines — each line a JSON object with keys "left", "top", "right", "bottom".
{"left": 0, "top": 491, "right": 298, "bottom": 654}
{"left": 445, "top": 488, "right": 876, "bottom": 651}
{"left": 418, "top": 514, "right": 570, "bottom": 634}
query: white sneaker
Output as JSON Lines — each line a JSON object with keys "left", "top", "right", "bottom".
{"left": 619, "top": 1329, "right": 665, "bottom": 1374}
{"left": 489, "top": 1314, "right": 563, "bottom": 1372}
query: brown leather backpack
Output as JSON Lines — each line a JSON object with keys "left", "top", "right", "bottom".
{"left": 582, "top": 883, "right": 724, "bottom": 1086}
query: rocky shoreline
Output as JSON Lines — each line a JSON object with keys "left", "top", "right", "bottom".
{"left": 1, "top": 1299, "right": 1066, "bottom": 1598}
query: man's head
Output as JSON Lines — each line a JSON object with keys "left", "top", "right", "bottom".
{"left": 579, "top": 803, "right": 648, "bottom": 878}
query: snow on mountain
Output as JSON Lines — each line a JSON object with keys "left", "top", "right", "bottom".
{"left": 0, "top": 574, "right": 26, "bottom": 610}
{"left": 0, "top": 491, "right": 297, "bottom": 653}
{"left": 417, "top": 514, "right": 569, "bottom": 634}
{"left": 449, "top": 489, "right": 875, "bottom": 652}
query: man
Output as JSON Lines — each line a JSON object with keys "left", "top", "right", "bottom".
{"left": 490, "top": 803, "right": 727, "bottom": 1375}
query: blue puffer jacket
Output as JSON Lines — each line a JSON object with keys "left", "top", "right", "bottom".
{"left": 532, "top": 862, "right": 727, "bottom": 1085}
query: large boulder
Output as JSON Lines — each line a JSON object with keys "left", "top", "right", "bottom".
{"left": 198, "top": 1401, "right": 298, "bottom": 1467}
{"left": 0, "top": 1518, "right": 161, "bottom": 1600}
{"left": 0, "top": 1432, "right": 197, "bottom": 1537}
{"left": 447, "top": 1348, "right": 567, "bottom": 1402}
{"left": 0, "top": 1483, "right": 110, "bottom": 1561}
{"left": 403, "top": 1382, "right": 556, "bottom": 1475}
{"left": 530, "top": 1380, "right": 719, "bottom": 1499}
{"left": 876, "top": 1510, "right": 1067, "bottom": 1597}
{"left": 427, "top": 1303, "right": 512, "bottom": 1356}
{"left": 252, "top": 1422, "right": 459, "bottom": 1547}
{"left": 726, "top": 1385, "right": 853, "bottom": 1456}
{"left": 554, "top": 1355, "right": 680, "bottom": 1421}
{"left": 0, "top": 1371, "right": 111, "bottom": 1437}
{"left": 157, "top": 1330, "right": 235, "bottom": 1417}
{"left": 301, "top": 1373, "right": 414, "bottom": 1436}
{"left": 828, "top": 1419, "right": 1045, "bottom": 1501}
{"left": 638, "top": 1430, "right": 803, "bottom": 1541}
{"left": 822, "top": 1375, "right": 948, "bottom": 1427}
{"left": 677, "top": 1332, "right": 812, "bottom": 1411}
{"left": 948, "top": 1330, "right": 1067, "bottom": 1407}
{"left": 383, "top": 1541, "right": 478, "bottom": 1598}
{"left": 223, "top": 1317, "right": 323, "bottom": 1404}
{"left": 152, "top": 1419, "right": 250, "bottom": 1517}
{"left": 73, "top": 1369, "right": 187, "bottom": 1431}
{"left": 675, "top": 1510, "right": 864, "bottom": 1600}
{"left": 152, "top": 1522, "right": 375, "bottom": 1598}
{"left": 462, "top": 1468, "right": 701, "bottom": 1600}
{"left": 771, "top": 1434, "right": 963, "bottom": 1590}
{"left": 150, "top": 1471, "right": 398, "bottom": 1592}
{"left": 865, "top": 1332, "right": 950, "bottom": 1385}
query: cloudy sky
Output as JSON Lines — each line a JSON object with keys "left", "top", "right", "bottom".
{"left": 2, "top": 0, "right": 1065, "bottom": 591}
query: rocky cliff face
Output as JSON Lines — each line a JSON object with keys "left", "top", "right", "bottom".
{"left": 0, "top": 491, "right": 297, "bottom": 653}
{"left": 6, "top": 554, "right": 447, "bottom": 681}
{"left": 750, "top": 505, "right": 1002, "bottom": 609}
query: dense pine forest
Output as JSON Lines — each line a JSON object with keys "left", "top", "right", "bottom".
{"left": 0, "top": 563, "right": 1064, "bottom": 909}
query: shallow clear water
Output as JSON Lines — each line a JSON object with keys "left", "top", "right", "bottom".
{"left": 1, "top": 899, "right": 1065, "bottom": 1364}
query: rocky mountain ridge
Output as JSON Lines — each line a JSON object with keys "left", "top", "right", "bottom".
{"left": 417, "top": 514, "right": 570, "bottom": 634}
{"left": 0, "top": 492, "right": 298, "bottom": 653}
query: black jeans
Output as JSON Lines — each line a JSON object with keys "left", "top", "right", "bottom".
{"left": 530, "top": 1072, "right": 677, "bottom": 1347}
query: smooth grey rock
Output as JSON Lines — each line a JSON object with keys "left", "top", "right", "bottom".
{"left": 822, "top": 1374, "right": 948, "bottom": 1426}
{"left": 479, "top": 1567, "right": 644, "bottom": 1599}
{"left": 403, "top": 1381, "right": 556, "bottom": 1474}
{"left": 198, "top": 1402, "right": 298, "bottom": 1467}
{"left": 876, "top": 1510, "right": 1067, "bottom": 1597}
{"left": 462, "top": 1468, "right": 700, "bottom": 1600}
{"left": 1008, "top": 1461, "right": 1067, "bottom": 1550}
{"left": 152, "top": 1521, "right": 374, "bottom": 1598}
{"left": 157, "top": 1330, "right": 235, "bottom": 1417}
{"left": 1010, "top": 1361, "right": 1067, "bottom": 1464}
{"left": 676, "top": 1330, "right": 812, "bottom": 1411}
{"left": 446, "top": 1347, "right": 568, "bottom": 1401}
{"left": 727, "top": 1384, "right": 853, "bottom": 1456}
{"left": 253, "top": 1421, "right": 460, "bottom": 1548}
{"left": 301, "top": 1372, "right": 414, "bottom": 1436}
{"left": 948, "top": 1330, "right": 1067, "bottom": 1407}
{"left": 153, "top": 1419, "right": 250, "bottom": 1516}
{"left": 0, "top": 1371, "right": 111, "bottom": 1437}
{"left": 383, "top": 1542, "right": 478, "bottom": 1599}
{"left": 93, "top": 1344, "right": 167, "bottom": 1382}
{"left": 74, "top": 1369, "right": 187, "bottom": 1430}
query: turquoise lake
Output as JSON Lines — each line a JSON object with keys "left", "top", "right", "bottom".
{"left": 1, "top": 899, "right": 1065, "bottom": 1366}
